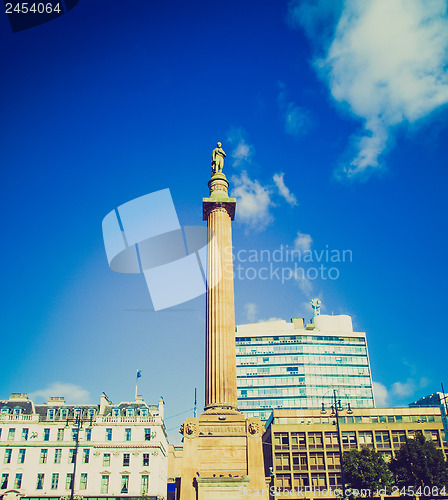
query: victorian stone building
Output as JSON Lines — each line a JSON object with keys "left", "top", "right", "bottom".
{"left": 0, "top": 392, "right": 168, "bottom": 500}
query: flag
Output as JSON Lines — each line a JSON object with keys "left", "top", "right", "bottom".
{"left": 136, "top": 370, "right": 142, "bottom": 379}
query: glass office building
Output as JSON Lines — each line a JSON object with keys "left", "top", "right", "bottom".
{"left": 236, "top": 314, "right": 375, "bottom": 420}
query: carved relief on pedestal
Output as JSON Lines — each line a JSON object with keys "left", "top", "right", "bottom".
{"left": 185, "top": 422, "right": 197, "bottom": 436}
{"left": 248, "top": 421, "right": 260, "bottom": 436}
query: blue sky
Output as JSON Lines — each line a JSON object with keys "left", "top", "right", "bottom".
{"left": 1, "top": 0, "right": 448, "bottom": 445}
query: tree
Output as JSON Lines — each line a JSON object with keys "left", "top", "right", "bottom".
{"left": 342, "top": 447, "right": 392, "bottom": 496}
{"left": 390, "top": 431, "right": 448, "bottom": 489}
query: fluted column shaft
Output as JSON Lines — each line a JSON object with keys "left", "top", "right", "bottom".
{"left": 203, "top": 174, "right": 237, "bottom": 410}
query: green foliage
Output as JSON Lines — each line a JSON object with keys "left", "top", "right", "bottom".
{"left": 390, "top": 432, "right": 448, "bottom": 488}
{"left": 343, "top": 447, "right": 392, "bottom": 495}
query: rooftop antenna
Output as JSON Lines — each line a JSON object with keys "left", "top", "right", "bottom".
{"left": 311, "top": 298, "right": 321, "bottom": 318}
{"left": 194, "top": 388, "right": 197, "bottom": 418}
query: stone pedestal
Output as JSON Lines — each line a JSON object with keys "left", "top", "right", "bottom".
{"left": 180, "top": 412, "right": 267, "bottom": 499}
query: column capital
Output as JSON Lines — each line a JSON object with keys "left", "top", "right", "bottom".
{"left": 203, "top": 172, "right": 236, "bottom": 220}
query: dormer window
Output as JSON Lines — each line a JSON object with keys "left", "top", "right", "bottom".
{"left": 13, "top": 407, "right": 22, "bottom": 415}
{"left": 125, "top": 407, "right": 134, "bottom": 417}
{"left": 47, "top": 409, "right": 55, "bottom": 420}
{"left": 112, "top": 408, "right": 120, "bottom": 417}
{"left": 88, "top": 409, "right": 95, "bottom": 419}
{"left": 74, "top": 408, "right": 81, "bottom": 419}
{"left": 1, "top": 407, "right": 9, "bottom": 415}
{"left": 140, "top": 408, "right": 148, "bottom": 417}
{"left": 60, "top": 409, "right": 68, "bottom": 420}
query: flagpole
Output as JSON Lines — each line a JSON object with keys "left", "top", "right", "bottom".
{"left": 135, "top": 370, "right": 141, "bottom": 400}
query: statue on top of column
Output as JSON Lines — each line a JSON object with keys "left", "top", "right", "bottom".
{"left": 211, "top": 142, "right": 226, "bottom": 174}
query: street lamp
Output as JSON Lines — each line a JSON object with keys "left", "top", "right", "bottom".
{"left": 65, "top": 411, "right": 93, "bottom": 500}
{"left": 321, "top": 390, "right": 353, "bottom": 499}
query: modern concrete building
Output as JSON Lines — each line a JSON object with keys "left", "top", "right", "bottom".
{"left": 0, "top": 392, "right": 168, "bottom": 500}
{"left": 263, "top": 406, "right": 446, "bottom": 498}
{"left": 236, "top": 315, "right": 375, "bottom": 420}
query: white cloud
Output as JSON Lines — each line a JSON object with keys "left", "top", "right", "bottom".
{"left": 227, "top": 128, "right": 254, "bottom": 166}
{"left": 290, "top": 0, "right": 448, "bottom": 178}
{"left": 372, "top": 381, "right": 389, "bottom": 407}
{"left": 294, "top": 230, "right": 312, "bottom": 252}
{"left": 244, "top": 302, "right": 258, "bottom": 322}
{"left": 258, "top": 317, "right": 285, "bottom": 323}
{"left": 29, "top": 382, "right": 90, "bottom": 404}
{"left": 278, "top": 82, "right": 311, "bottom": 136}
{"left": 231, "top": 171, "right": 273, "bottom": 231}
{"left": 273, "top": 173, "right": 298, "bottom": 206}
{"left": 391, "top": 379, "right": 416, "bottom": 398}
{"left": 295, "top": 273, "right": 313, "bottom": 294}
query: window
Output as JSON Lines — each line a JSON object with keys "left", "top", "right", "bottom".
{"left": 101, "top": 475, "right": 109, "bottom": 494}
{"left": 88, "top": 409, "right": 95, "bottom": 419}
{"left": 375, "top": 431, "right": 391, "bottom": 448}
{"left": 57, "top": 428, "right": 64, "bottom": 441}
{"left": 140, "top": 408, "right": 148, "bottom": 417}
{"left": 143, "top": 453, "right": 150, "bottom": 466}
{"left": 106, "top": 428, "right": 112, "bottom": 441}
{"left": 328, "top": 473, "right": 341, "bottom": 487}
{"left": 309, "top": 453, "right": 325, "bottom": 470}
{"left": 65, "top": 474, "right": 73, "bottom": 490}
{"left": 1, "top": 474, "right": 8, "bottom": 489}
{"left": 14, "top": 474, "right": 22, "bottom": 489}
{"left": 80, "top": 473, "right": 87, "bottom": 490}
{"left": 51, "top": 473, "right": 59, "bottom": 490}
{"left": 112, "top": 407, "right": 120, "bottom": 417}
{"left": 103, "top": 453, "right": 111, "bottom": 467}
{"left": 274, "top": 432, "right": 289, "bottom": 450}
{"left": 48, "top": 409, "right": 55, "bottom": 420}
{"left": 121, "top": 475, "right": 129, "bottom": 494}
{"left": 54, "top": 448, "right": 62, "bottom": 464}
{"left": 311, "top": 473, "right": 326, "bottom": 489}
{"left": 85, "top": 428, "right": 91, "bottom": 441}
{"left": 1, "top": 408, "right": 9, "bottom": 415}
{"left": 43, "top": 428, "right": 50, "bottom": 441}
{"left": 40, "top": 448, "right": 48, "bottom": 464}
{"left": 145, "top": 428, "right": 152, "bottom": 441}
{"left": 4, "top": 449, "right": 12, "bottom": 464}
{"left": 68, "top": 449, "right": 76, "bottom": 463}
{"left": 125, "top": 428, "right": 132, "bottom": 441}
{"left": 36, "top": 473, "right": 44, "bottom": 490}
{"left": 325, "top": 432, "right": 339, "bottom": 448}
{"left": 276, "top": 474, "right": 291, "bottom": 489}
{"left": 342, "top": 432, "right": 357, "bottom": 449}
{"left": 82, "top": 449, "right": 90, "bottom": 464}
{"left": 21, "top": 428, "right": 29, "bottom": 441}
{"left": 425, "top": 430, "right": 440, "bottom": 446}
{"left": 358, "top": 431, "right": 374, "bottom": 447}
{"left": 392, "top": 431, "right": 407, "bottom": 448}
{"left": 326, "top": 452, "right": 340, "bottom": 470}
{"left": 74, "top": 408, "right": 81, "bottom": 419}
{"left": 123, "top": 453, "right": 130, "bottom": 466}
{"left": 141, "top": 475, "right": 149, "bottom": 494}
{"left": 13, "top": 407, "right": 21, "bottom": 415}
{"left": 293, "top": 473, "right": 309, "bottom": 488}
{"left": 292, "top": 453, "right": 307, "bottom": 471}
{"left": 8, "top": 428, "right": 15, "bottom": 440}
{"left": 126, "top": 407, "right": 134, "bottom": 417}
{"left": 71, "top": 429, "right": 78, "bottom": 441}
{"left": 308, "top": 432, "right": 323, "bottom": 449}
{"left": 17, "top": 448, "right": 26, "bottom": 464}
{"left": 61, "top": 409, "right": 68, "bottom": 420}
{"left": 275, "top": 453, "right": 290, "bottom": 471}
{"left": 291, "top": 432, "right": 306, "bottom": 449}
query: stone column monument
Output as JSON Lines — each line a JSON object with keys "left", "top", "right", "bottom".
{"left": 179, "top": 144, "right": 267, "bottom": 499}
